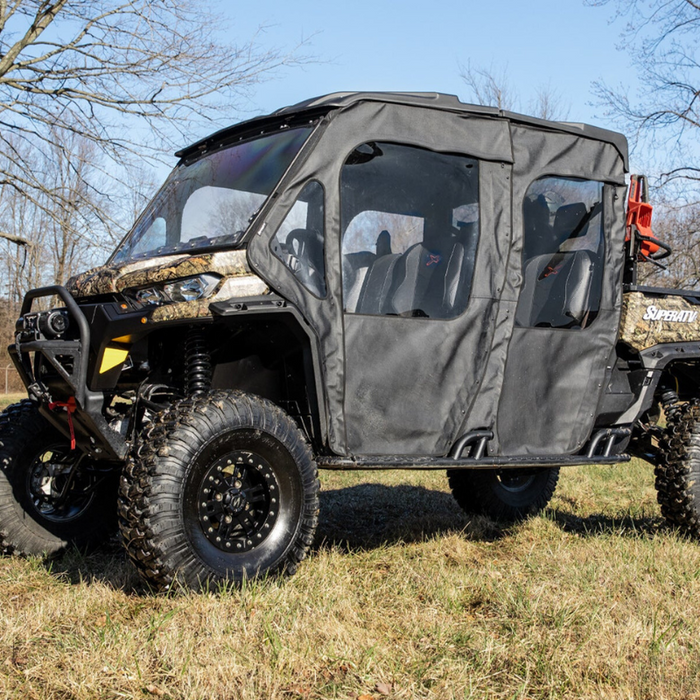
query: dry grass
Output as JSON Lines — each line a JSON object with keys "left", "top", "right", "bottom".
{"left": 2, "top": 460, "right": 700, "bottom": 699}
{"left": 0, "top": 393, "right": 27, "bottom": 411}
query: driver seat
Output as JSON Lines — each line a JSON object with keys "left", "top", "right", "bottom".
{"left": 284, "top": 227, "right": 326, "bottom": 296}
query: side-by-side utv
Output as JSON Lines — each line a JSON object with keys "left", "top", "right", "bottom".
{"left": 2, "top": 92, "right": 698, "bottom": 590}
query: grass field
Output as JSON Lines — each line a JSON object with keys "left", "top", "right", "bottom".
{"left": 0, "top": 393, "right": 27, "bottom": 411}
{"left": 1, "top": 458, "right": 700, "bottom": 699}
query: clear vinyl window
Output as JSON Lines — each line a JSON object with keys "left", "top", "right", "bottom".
{"left": 516, "top": 177, "right": 605, "bottom": 330}
{"left": 340, "top": 141, "right": 480, "bottom": 319}
{"left": 271, "top": 180, "right": 326, "bottom": 298}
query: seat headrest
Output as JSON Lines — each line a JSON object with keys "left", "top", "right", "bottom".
{"left": 285, "top": 228, "right": 309, "bottom": 251}
{"left": 523, "top": 194, "right": 551, "bottom": 231}
{"left": 376, "top": 230, "right": 392, "bottom": 256}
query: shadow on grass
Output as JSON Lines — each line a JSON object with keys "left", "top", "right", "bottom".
{"left": 315, "top": 483, "right": 671, "bottom": 551}
{"left": 43, "top": 535, "right": 146, "bottom": 594}
{"left": 548, "top": 508, "right": 665, "bottom": 538}
{"left": 314, "top": 483, "right": 505, "bottom": 552}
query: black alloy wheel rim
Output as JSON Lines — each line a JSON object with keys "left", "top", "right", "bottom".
{"left": 197, "top": 450, "right": 280, "bottom": 553}
{"left": 27, "top": 445, "right": 95, "bottom": 522}
{"left": 496, "top": 472, "right": 537, "bottom": 493}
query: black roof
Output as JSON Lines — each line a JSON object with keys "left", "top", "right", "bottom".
{"left": 177, "top": 91, "right": 629, "bottom": 168}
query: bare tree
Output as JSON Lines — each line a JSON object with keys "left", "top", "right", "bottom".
{"left": 459, "top": 62, "right": 570, "bottom": 120}
{"left": 587, "top": 0, "right": 700, "bottom": 290}
{"left": 459, "top": 61, "right": 518, "bottom": 111}
{"left": 45, "top": 131, "right": 114, "bottom": 285}
{"left": 0, "top": 1, "right": 310, "bottom": 247}
{"left": 0, "top": 125, "right": 113, "bottom": 298}
{"left": 530, "top": 84, "right": 570, "bottom": 121}
{"left": 636, "top": 203, "right": 700, "bottom": 287}
{"left": 589, "top": 0, "right": 700, "bottom": 186}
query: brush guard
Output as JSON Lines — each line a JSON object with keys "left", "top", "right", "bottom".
{"left": 9, "top": 285, "right": 127, "bottom": 461}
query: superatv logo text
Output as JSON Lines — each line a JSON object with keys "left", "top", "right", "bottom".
{"left": 643, "top": 305, "right": 698, "bottom": 323}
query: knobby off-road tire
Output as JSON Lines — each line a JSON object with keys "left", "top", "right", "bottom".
{"left": 447, "top": 467, "right": 560, "bottom": 521}
{"left": 119, "top": 391, "right": 320, "bottom": 591}
{"left": 0, "top": 400, "right": 117, "bottom": 556}
{"left": 655, "top": 401, "right": 700, "bottom": 537}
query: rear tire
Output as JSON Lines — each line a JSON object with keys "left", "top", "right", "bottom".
{"left": 447, "top": 467, "right": 560, "bottom": 521}
{"left": 655, "top": 401, "right": 700, "bottom": 537}
{"left": 119, "top": 391, "right": 319, "bottom": 591}
{"left": 0, "top": 400, "right": 117, "bottom": 556}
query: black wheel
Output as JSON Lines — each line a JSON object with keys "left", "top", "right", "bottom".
{"left": 447, "top": 467, "right": 560, "bottom": 521}
{"left": 656, "top": 401, "right": 700, "bottom": 537}
{"left": 119, "top": 391, "right": 319, "bottom": 590}
{"left": 0, "top": 400, "right": 118, "bottom": 556}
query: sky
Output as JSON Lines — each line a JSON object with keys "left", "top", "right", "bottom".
{"left": 224, "top": 0, "right": 634, "bottom": 133}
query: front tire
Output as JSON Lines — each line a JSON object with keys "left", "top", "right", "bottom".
{"left": 0, "top": 400, "right": 117, "bottom": 556}
{"left": 447, "top": 467, "right": 560, "bottom": 521}
{"left": 119, "top": 391, "right": 319, "bottom": 590}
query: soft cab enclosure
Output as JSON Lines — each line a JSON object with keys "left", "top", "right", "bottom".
{"left": 241, "top": 93, "right": 629, "bottom": 459}
{"left": 4, "top": 92, "right": 641, "bottom": 589}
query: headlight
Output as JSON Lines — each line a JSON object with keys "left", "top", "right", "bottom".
{"left": 134, "top": 287, "right": 166, "bottom": 306}
{"left": 164, "top": 274, "right": 220, "bottom": 302}
{"left": 127, "top": 274, "right": 221, "bottom": 307}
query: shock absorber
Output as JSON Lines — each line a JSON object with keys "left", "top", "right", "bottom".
{"left": 184, "top": 327, "right": 212, "bottom": 396}
{"left": 659, "top": 377, "right": 681, "bottom": 422}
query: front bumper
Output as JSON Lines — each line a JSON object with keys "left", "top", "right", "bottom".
{"left": 10, "top": 285, "right": 127, "bottom": 461}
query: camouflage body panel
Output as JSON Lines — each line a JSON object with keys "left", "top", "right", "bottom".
{"left": 66, "top": 250, "right": 270, "bottom": 323}
{"left": 67, "top": 250, "right": 253, "bottom": 297}
{"left": 619, "top": 291, "right": 700, "bottom": 351}
{"left": 149, "top": 299, "right": 213, "bottom": 323}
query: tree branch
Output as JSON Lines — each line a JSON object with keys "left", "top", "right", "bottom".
{"left": 0, "top": 230, "right": 31, "bottom": 246}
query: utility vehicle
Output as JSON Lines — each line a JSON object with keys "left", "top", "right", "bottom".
{"left": 2, "top": 92, "right": 698, "bottom": 590}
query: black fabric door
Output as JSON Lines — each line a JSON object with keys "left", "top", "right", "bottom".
{"left": 495, "top": 124, "right": 627, "bottom": 456}
{"left": 340, "top": 141, "right": 501, "bottom": 455}
{"left": 248, "top": 101, "right": 514, "bottom": 457}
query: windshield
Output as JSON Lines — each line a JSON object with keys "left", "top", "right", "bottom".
{"left": 111, "top": 127, "right": 313, "bottom": 264}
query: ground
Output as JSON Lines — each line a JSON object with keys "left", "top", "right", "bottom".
{"left": 1, "top": 452, "right": 699, "bottom": 699}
